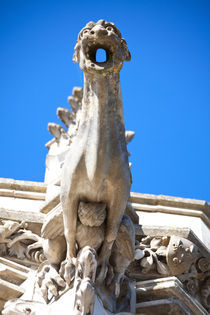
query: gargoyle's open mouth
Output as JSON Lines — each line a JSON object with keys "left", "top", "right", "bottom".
{"left": 85, "top": 43, "right": 113, "bottom": 66}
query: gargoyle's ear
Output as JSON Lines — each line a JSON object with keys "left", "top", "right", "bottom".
{"left": 121, "top": 38, "right": 131, "bottom": 61}
{"left": 73, "top": 42, "right": 80, "bottom": 63}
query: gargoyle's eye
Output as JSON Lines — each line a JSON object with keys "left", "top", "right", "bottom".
{"left": 106, "top": 26, "right": 114, "bottom": 32}
{"left": 80, "top": 29, "right": 90, "bottom": 38}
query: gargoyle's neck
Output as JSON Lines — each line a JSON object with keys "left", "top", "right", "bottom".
{"left": 82, "top": 71, "right": 124, "bottom": 120}
{"left": 80, "top": 71, "right": 126, "bottom": 182}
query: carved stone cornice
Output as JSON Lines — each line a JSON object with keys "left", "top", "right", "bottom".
{"left": 130, "top": 192, "right": 210, "bottom": 228}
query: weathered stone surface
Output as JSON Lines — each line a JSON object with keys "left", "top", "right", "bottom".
{"left": 0, "top": 257, "right": 30, "bottom": 312}
{"left": 78, "top": 201, "right": 106, "bottom": 227}
{"left": 33, "top": 19, "right": 136, "bottom": 315}
{"left": 132, "top": 197, "right": 210, "bottom": 249}
{"left": 0, "top": 279, "right": 25, "bottom": 300}
{"left": 60, "top": 19, "right": 131, "bottom": 290}
{"left": 0, "top": 178, "right": 46, "bottom": 193}
{"left": 0, "top": 180, "right": 46, "bottom": 215}
{"left": 0, "top": 263, "right": 28, "bottom": 285}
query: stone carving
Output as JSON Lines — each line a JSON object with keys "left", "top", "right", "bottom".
{"left": 73, "top": 246, "right": 97, "bottom": 314}
{"left": 47, "top": 85, "right": 135, "bottom": 184}
{"left": 57, "top": 107, "right": 75, "bottom": 129}
{"left": 38, "top": 205, "right": 135, "bottom": 312}
{"left": 61, "top": 19, "right": 131, "bottom": 286}
{"left": 0, "top": 219, "right": 46, "bottom": 263}
{"left": 135, "top": 235, "right": 170, "bottom": 275}
{"left": 36, "top": 20, "right": 135, "bottom": 314}
{"left": 1, "top": 18, "right": 209, "bottom": 315}
{"left": 48, "top": 123, "right": 69, "bottom": 143}
{"left": 134, "top": 234, "right": 210, "bottom": 311}
{"left": 47, "top": 86, "right": 82, "bottom": 147}
{"left": 0, "top": 220, "right": 26, "bottom": 243}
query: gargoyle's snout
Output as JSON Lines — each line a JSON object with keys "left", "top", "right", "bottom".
{"left": 89, "top": 25, "right": 108, "bottom": 37}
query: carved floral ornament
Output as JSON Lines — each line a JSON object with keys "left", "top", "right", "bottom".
{"left": 0, "top": 219, "right": 45, "bottom": 263}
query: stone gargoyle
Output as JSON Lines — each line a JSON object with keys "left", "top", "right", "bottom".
{"left": 61, "top": 18, "right": 132, "bottom": 281}
{"left": 3, "top": 20, "right": 137, "bottom": 315}
{"left": 43, "top": 19, "right": 135, "bottom": 314}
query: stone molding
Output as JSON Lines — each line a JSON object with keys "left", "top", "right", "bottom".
{"left": 136, "top": 277, "right": 208, "bottom": 314}
{"left": 0, "top": 178, "right": 47, "bottom": 193}
{"left": 130, "top": 192, "right": 210, "bottom": 228}
{"left": 0, "top": 178, "right": 46, "bottom": 201}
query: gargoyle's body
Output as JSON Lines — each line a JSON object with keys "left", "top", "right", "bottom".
{"left": 61, "top": 20, "right": 131, "bottom": 279}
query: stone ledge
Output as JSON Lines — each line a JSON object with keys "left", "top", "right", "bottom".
{"left": 132, "top": 202, "right": 210, "bottom": 228}
{"left": 0, "top": 189, "right": 46, "bottom": 201}
{"left": 0, "top": 278, "right": 25, "bottom": 300}
{"left": 39, "top": 194, "right": 60, "bottom": 214}
{"left": 0, "top": 208, "right": 45, "bottom": 224}
{"left": 136, "top": 277, "right": 208, "bottom": 315}
{"left": 0, "top": 258, "right": 31, "bottom": 274}
{"left": 0, "top": 178, "right": 47, "bottom": 193}
{"left": 38, "top": 191, "right": 210, "bottom": 230}
{"left": 0, "top": 263, "right": 28, "bottom": 285}
{"left": 130, "top": 192, "right": 210, "bottom": 217}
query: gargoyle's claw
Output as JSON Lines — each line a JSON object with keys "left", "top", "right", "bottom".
{"left": 59, "top": 258, "right": 75, "bottom": 286}
{"left": 37, "top": 264, "right": 66, "bottom": 302}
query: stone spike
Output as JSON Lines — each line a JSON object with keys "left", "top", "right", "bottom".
{"left": 48, "top": 123, "right": 67, "bottom": 142}
{"left": 72, "top": 87, "right": 83, "bottom": 101}
{"left": 125, "top": 130, "right": 135, "bottom": 144}
{"left": 57, "top": 107, "right": 75, "bottom": 128}
{"left": 68, "top": 96, "right": 80, "bottom": 113}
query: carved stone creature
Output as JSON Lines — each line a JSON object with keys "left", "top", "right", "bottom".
{"left": 39, "top": 204, "right": 135, "bottom": 305}
{"left": 73, "top": 247, "right": 97, "bottom": 315}
{"left": 74, "top": 278, "right": 95, "bottom": 315}
{"left": 60, "top": 19, "right": 131, "bottom": 283}
{"left": 35, "top": 20, "right": 136, "bottom": 314}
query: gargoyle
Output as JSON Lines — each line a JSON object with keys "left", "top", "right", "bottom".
{"left": 60, "top": 19, "right": 131, "bottom": 283}
{"left": 37, "top": 20, "right": 135, "bottom": 314}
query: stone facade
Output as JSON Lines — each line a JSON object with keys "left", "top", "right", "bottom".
{"left": 0, "top": 178, "right": 209, "bottom": 314}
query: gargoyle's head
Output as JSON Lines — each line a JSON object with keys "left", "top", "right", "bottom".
{"left": 73, "top": 20, "right": 131, "bottom": 74}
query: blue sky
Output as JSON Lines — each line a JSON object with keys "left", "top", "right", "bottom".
{"left": 0, "top": 0, "right": 209, "bottom": 201}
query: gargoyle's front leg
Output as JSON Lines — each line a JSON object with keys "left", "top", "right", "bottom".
{"left": 61, "top": 196, "right": 79, "bottom": 284}
{"left": 37, "top": 236, "right": 67, "bottom": 302}
{"left": 97, "top": 198, "right": 127, "bottom": 283}
{"left": 37, "top": 264, "right": 66, "bottom": 302}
